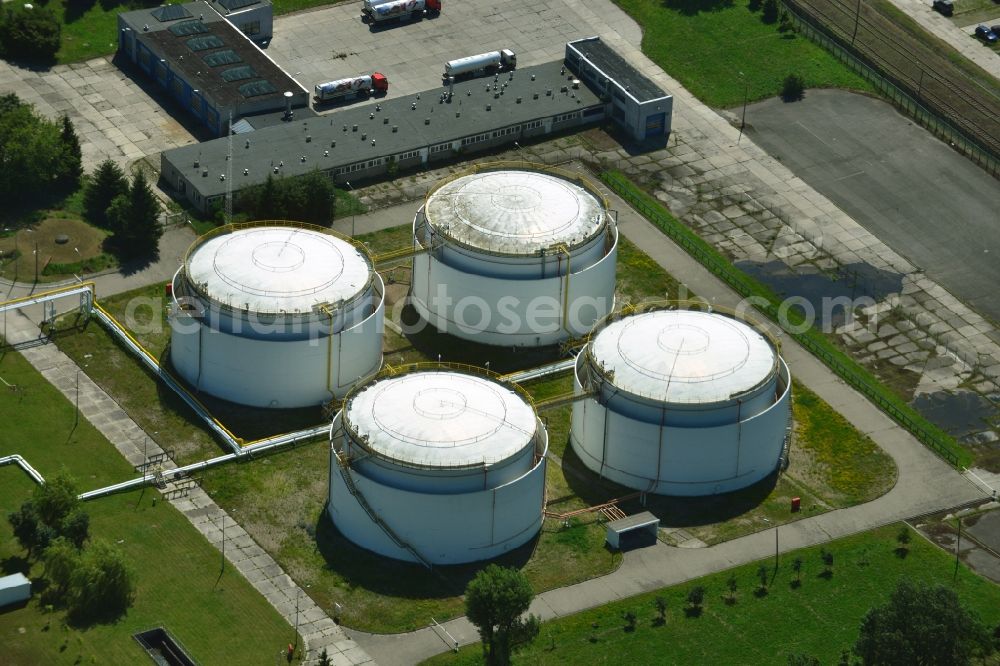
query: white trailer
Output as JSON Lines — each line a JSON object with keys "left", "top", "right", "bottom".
{"left": 0, "top": 573, "right": 31, "bottom": 608}
{"left": 363, "top": 0, "right": 440, "bottom": 23}
{"left": 443, "top": 49, "right": 516, "bottom": 79}
{"left": 314, "top": 73, "right": 389, "bottom": 103}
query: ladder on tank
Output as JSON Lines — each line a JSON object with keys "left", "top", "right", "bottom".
{"left": 336, "top": 453, "right": 432, "bottom": 569}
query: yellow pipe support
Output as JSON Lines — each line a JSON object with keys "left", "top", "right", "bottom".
{"left": 319, "top": 304, "right": 336, "bottom": 400}
{"left": 93, "top": 300, "right": 244, "bottom": 447}
{"left": 552, "top": 243, "right": 572, "bottom": 334}
{"left": 0, "top": 281, "right": 96, "bottom": 309}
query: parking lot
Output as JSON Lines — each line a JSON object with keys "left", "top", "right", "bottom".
{"left": 266, "top": 0, "right": 640, "bottom": 104}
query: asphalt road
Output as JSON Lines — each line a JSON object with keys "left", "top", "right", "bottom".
{"left": 745, "top": 90, "right": 1000, "bottom": 323}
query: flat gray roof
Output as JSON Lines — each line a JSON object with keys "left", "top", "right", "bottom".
{"left": 606, "top": 511, "right": 659, "bottom": 533}
{"left": 164, "top": 60, "right": 603, "bottom": 199}
{"left": 121, "top": 1, "right": 296, "bottom": 110}
{"left": 568, "top": 37, "right": 667, "bottom": 103}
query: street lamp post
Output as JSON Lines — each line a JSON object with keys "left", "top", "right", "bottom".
{"left": 345, "top": 181, "right": 356, "bottom": 237}
{"left": 762, "top": 517, "right": 779, "bottom": 572}
{"left": 738, "top": 72, "right": 749, "bottom": 145}
{"left": 513, "top": 141, "right": 525, "bottom": 165}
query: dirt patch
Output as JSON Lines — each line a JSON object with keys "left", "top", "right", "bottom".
{"left": 0, "top": 218, "right": 107, "bottom": 267}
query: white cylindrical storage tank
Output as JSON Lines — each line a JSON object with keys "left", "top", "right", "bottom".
{"left": 571, "top": 306, "right": 792, "bottom": 496}
{"left": 410, "top": 164, "right": 618, "bottom": 347}
{"left": 328, "top": 366, "right": 548, "bottom": 565}
{"left": 169, "top": 223, "right": 384, "bottom": 408}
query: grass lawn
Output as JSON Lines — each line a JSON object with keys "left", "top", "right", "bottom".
{"left": 426, "top": 524, "right": 1000, "bottom": 665}
{"left": 612, "top": 0, "right": 873, "bottom": 108}
{"left": 0, "top": 350, "right": 297, "bottom": 665}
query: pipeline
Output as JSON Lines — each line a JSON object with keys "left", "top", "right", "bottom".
{"left": 77, "top": 424, "right": 331, "bottom": 501}
{"left": 0, "top": 454, "right": 46, "bottom": 485}
{"left": 92, "top": 303, "right": 243, "bottom": 455}
{"left": 502, "top": 358, "right": 575, "bottom": 384}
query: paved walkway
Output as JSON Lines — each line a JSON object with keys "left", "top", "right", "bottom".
{"left": 885, "top": 0, "right": 1000, "bottom": 80}
{"left": 347, "top": 177, "right": 993, "bottom": 666}
{"left": 2, "top": 311, "right": 370, "bottom": 666}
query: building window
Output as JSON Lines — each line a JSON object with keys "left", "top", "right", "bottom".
{"left": 491, "top": 125, "right": 521, "bottom": 139}
{"left": 430, "top": 142, "right": 452, "bottom": 154}
{"left": 241, "top": 20, "right": 261, "bottom": 36}
{"left": 461, "top": 133, "right": 490, "bottom": 147}
{"left": 554, "top": 112, "right": 580, "bottom": 123}
{"left": 398, "top": 150, "right": 421, "bottom": 161}
{"left": 522, "top": 120, "right": 543, "bottom": 130}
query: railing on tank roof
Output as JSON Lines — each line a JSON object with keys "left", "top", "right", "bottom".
{"left": 423, "top": 160, "right": 610, "bottom": 217}
{"left": 579, "top": 300, "right": 783, "bottom": 403}
{"left": 179, "top": 220, "right": 378, "bottom": 315}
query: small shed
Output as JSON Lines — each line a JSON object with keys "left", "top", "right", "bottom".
{"left": 605, "top": 512, "right": 660, "bottom": 550}
{"left": 0, "top": 573, "right": 31, "bottom": 608}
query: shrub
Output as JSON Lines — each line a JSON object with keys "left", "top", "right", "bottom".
{"left": 761, "top": 0, "right": 779, "bottom": 23}
{"left": 781, "top": 74, "right": 806, "bottom": 102}
{"left": 0, "top": 4, "right": 61, "bottom": 62}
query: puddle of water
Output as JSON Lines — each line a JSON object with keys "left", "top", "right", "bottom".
{"left": 735, "top": 260, "right": 903, "bottom": 327}
{"left": 911, "top": 390, "right": 994, "bottom": 438}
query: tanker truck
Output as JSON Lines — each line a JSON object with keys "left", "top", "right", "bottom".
{"left": 362, "top": 0, "right": 440, "bottom": 24}
{"left": 443, "top": 49, "right": 516, "bottom": 81}
{"left": 313, "top": 73, "right": 388, "bottom": 104}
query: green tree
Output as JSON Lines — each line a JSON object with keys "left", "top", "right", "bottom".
{"left": 791, "top": 556, "right": 803, "bottom": 587}
{"left": 465, "top": 564, "right": 540, "bottom": 666}
{"left": 33, "top": 472, "right": 80, "bottom": 528}
{"left": 653, "top": 596, "right": 667, "bottom": 625}
{"left": 68, "top": 539, "right": 136, "bottom": 622}
{"left": 0, "top": 94, "right": 68, "bottom": 205}
{"left": 895, "top": 527, "right": 911, "bottom": 557}
{"left": 8, "top": 500, "right": 45, "bottom": 556}
{"left": 236, "top": 170, "right": 335, "bottom": 226}
{"left": 854, "top": 579, "right": 992, "bottom": 665}
{"left": 821, "top": 549, "right": 834, "bottom": 578}
{"left": 108, "top": 169, "right": 162, "bottom": 260}
{"left": 58, "top": 116, "right": 83, "bottom": 188}
{"left": 726, "top": 573, "right": 738, "bottom": 602}
{"left": 43, "top": 537, "right": 80, "bottom": 595}
{"left": 0, "top": 4, "right": 61, "bottom": 62}
{"left": 757, "top": 564, "right": 769, "bottom": 595}
{"left": 83, "top": 160, "right": 129, "bottom": 229}
{"left": 761, "top": 0, "right": 779, "bottom": 23}
{"left": 60, "top": 509, "right": 90, "bottom": 549}
{"left": 622, "top": 610, "right": 637, "bottom": 632}
{"left": 686, "top": 585, "right": 705, "bottom": 617}
{"left": 317, "top": 648, "right": 332, "bottom": 666}
{"left": 781, "top": 74, "right": 806, "bottom": 102}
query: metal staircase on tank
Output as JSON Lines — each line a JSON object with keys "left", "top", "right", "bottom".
{"left": 336, "top": 453, "right": 433, "bottom": 569}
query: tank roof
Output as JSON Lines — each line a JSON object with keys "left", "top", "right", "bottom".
{"left": 424, "top": 169, "right": 606, "bottom": 254}
{"left": 184, "top": 226, "right": 371, "bottom": 314}
{"left": 588, "top": 310, "right": 778, "bottom": 403}
{"left": 344, "top": 371, "right": 537, "bottom": 469}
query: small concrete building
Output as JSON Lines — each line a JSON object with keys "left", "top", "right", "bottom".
{"left": 565, "top": 37, "right": 672, "bottom": 142}
{"left": 0, "top": 573, "right": 31, "bottom": 608}
{"left": 207, "top": 0, "right": 273, "bottom": 43}
{"left": 117, "top": 1, "right": 304, "bottom": 135}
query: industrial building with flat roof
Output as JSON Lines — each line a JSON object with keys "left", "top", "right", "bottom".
{"left": 118, "top": 1, "right": 304, "bottom": 136}
{"left": 566, "top": 37, "right": 672, "bottom": 142}
{"left": 161, "top": 60, "right": 606, "bottom": 211}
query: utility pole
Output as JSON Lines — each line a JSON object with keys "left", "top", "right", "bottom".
{"left": 225, "top": 112, "right": 233, "bottom": 226}
{"left": 74, "top": 368, "right": 80, "bottom": 429}
{"left": 738, "top": 72, "right": 749, "bottom": 145}
{"left": 953, "top": 518, "right": 962, "bottom": 581}
{"left": 221, "top": 515, "right": 226, "bottom": 572}
{"left": 851, "top": 0, "right": 862, "bottom": 45}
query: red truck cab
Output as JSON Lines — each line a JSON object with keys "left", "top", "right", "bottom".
{"left": 372, "top": 72, "right": 389, "bottom": 93}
